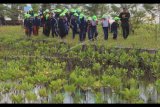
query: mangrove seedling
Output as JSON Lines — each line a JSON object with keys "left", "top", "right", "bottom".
{"left": 120, "top": 88, "right": 140, "bottom": 103}
{"left": 25, "top": 91, "right": 37, "bottom": 103}
{"left": 52, "top": 93, "right": 64, "bottom": 103}
{"left": 11, "top": 94, "right": 24, "bottom": 103}
{"left": 38, "top": 88, "right": 48, "bottom": 98}
{"left": 64, "top": 84, "right": 76, "bottom": 94}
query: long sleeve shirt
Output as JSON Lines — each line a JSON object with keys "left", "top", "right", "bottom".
{"left": 119, "top": 12, "right": 130, "bottom": 24}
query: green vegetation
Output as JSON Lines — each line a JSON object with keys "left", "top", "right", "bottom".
{"left": 0, "top": 25, "right": 160, "bottom": 103}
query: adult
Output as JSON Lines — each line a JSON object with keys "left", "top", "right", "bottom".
{"left": 119, "top": 7, "right": 130, "bottom": 39}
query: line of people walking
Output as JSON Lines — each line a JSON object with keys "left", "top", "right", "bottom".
{"left": 23, "top": 7, "right": 130, "bottom": 42}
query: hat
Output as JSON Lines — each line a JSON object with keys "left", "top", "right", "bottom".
{"left": 79, "top": 13, "right": 84, "bottom": 19}
{"left": 27, "top": 14, "right": 31, "bottom": 18}
{"left": 56, "top": 9, "right": 62, "bottom": 13}
{"left": 74, "top": 13, "right": 79, "bottom": 17}
{"left": 92, "top": 15, "right": 97, "bottom": 21}
{"left": 60, "top": 12, "right": 65, "bottom": 17}
{"left": 64, "top": 9, "right": 68, "bottom": 13}
{"left": 76, "top": 8, "right": 81, "bottom": 12}
{"left": 114, "top": 17, "right": 120, "bottom": 21}
{"left": 70, "top": 8, "right": 75, "bottom": 13}
{"left": 87, "top": 17, "right": 92, "bottom": 21}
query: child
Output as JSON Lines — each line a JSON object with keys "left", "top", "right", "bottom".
{"left": 86, "top": 17, "right": 92, "bottom": 40}
{"left": 58, "top": 13, "right": 68, "bottom": 41}
{"left": 24, "top": 13, "right": 28, "bottom": 36}
{"left": 26, "top": 14, "right": 33, "bottom": 37}
{"left": 70, "top": 13, "right": 79, "bottom": 39}
{"left": 50, "top": 11, "right": 59, "bottom": 37}
{"left": 91, "top": 15, "right": 98, "bottom": 40}
{"left": 101, "top": 15, "right": 110, "bottom": 40}
{"left": 33, "top": 14, "right": 41, "bottom": 36}
{"left": 111, "top": 17, "right": 120, "bottom": 40}
{"left": 45, "top": 13, "right": 51, "bottom": 37}
{"left": 79, "top": 13, "right": 87, "bottom": 42}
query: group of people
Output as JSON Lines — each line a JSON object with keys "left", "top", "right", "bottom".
{"left": 23, "top": 7, "right": 130, "bottom": 42}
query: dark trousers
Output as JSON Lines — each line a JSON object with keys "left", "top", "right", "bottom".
{"left": 27, "top": 27, "right": 32, "bottom": 37}
{"left": 91, "top": 26, "right": 98, "bottom": 40}
{"left": 113, "top": 30, "right": 118, "bottom": 39}
{"left": 25, "top": 27, "right": 28, "bottom": 35}
{"left": 51, "top": 26, "right": 58, "bottom": 37}
{"left": 33, "top": 26, "right": 39, "bottom": 36}
{"left": 121, "top": 23, "right": 129, "bottom": 39}
{"left": 103, "top": 27, "right": 108, "bottom": 40}
{"left": 72, "top": 29, "right": 77, "bottom": 39}
{"left": 45, "top": 26, "right": 51, "bottom": 37}
{"left": 79, "top": 29, "right": 86, "bottom": 41}
{"left": 88, "top": 29, "right": 92, "bottom": 40}
{"left": 43, "top": 24, "right": 46, "bottom": 35}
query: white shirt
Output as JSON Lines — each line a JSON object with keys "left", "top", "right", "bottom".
{"left": 101, "top": 19, "right": 109, "bottom": 27}
{"left": 91, "top": 20, "right": 97, "bottom": 26}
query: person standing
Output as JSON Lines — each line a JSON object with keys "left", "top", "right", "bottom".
{"left": 58, "top": 13, "right": 68, "bottom": 42}
{"left": 24, "top": 13, "right": 28, "bottom": 36}
{"left": 86, "top": 17, "right": 92, "bottom": 40}
{"left": 45, "top": 13, "right": 51, "bottom": 37}
{"left": 50, "top": 11, "right": 59, "bottom": 38}
{"left": 33, "top": 14, "right": 41, "bottom": 36}
{"left": 119, "top": 7, "right": 130, "bottom": 39}
{"left": 91, "top": 15, "right": 98, "bottom": 40}
{"left": 70, "top": 13, "right": 79, "bottom": 39}
{"left": 111, "top": 17, "right": 120, "bottom": 40}
{"left": 26, "top": 14, "right": 33, "bottom": 37}
{"left": 79, "top": 13, "right": 87, "bottom": 42}
{"left": 101, "top": 15, "right": 110, "bottom": 40}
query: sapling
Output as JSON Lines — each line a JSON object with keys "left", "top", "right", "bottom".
{"left": 120, "top": 88, "right": 140, "bottom": 103}
{"left": 52, "top": 93, "right": 64, "bottom": 103}
{"left": 25, "top": 91, "right": 37, "bottom": 103}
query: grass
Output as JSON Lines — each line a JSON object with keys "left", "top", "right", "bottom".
{"left": 0, "top": 25, "right": 160, "bottom": 50}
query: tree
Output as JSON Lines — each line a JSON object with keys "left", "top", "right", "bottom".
{"left": 83, "top": 4, "right": 101, "bottom": 17}
{"left": 0, "top": 4, "right": 8, "bottom": 25}
{"left": 110, "top": 4, "right": 121, "bottom": 17}
{"left": 8, "top": 4, "right": 26, "bottom": 20}
{"left": 31, "top": 4, "right": 40, "bottom": 13}
{"left": 41, "top": 4, "right": 51, "bottom": 11}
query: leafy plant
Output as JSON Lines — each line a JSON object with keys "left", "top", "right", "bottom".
{"left": 25, "top": 91, "right": 37, "bottom": 102}
{"left": 11, "top": 94, "right": 24, "bottom": 103}
{"left": 52, "top": 93, "right": 64, "bottom": 103}
{"left": 64, "top": 84, "right": 76, "bottom": 94}
{"left": 101, "top": 75, "right": 121, "bottom": 92}
{"left": 95, "top": 92, "right": 103, "bottom": 103}
{"left": 49, "top": 79, "right": 66, "bottom": 92}
{"left": 120, "top": 88, "right": 140, "bottom": 103}
{"left": 38, "top": 88, "right": 48, "bottom": 98}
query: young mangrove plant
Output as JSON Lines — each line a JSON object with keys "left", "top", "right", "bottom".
{"left": 120, "top": 88, "right": 140, "bottom": 103}
{"left": 25, "top": 91, "right": 37, "bottom": 103}
{"left": 11, "top": 94, "right": 24, "bottom": 103}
